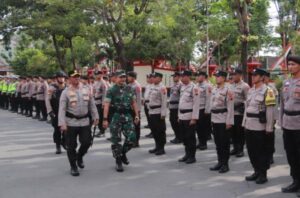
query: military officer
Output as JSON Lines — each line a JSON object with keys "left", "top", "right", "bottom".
{"left": 195, "top": 71, "right": 212, "bottom": 150}
{"left": 178, "top": 70, "right": 200, "bottom": 164}
{"left": 280, "top": 55, "right": 300, "bottom": 194}
{"left": 229, "top": 69, "right": 250, "bottom": 157}
{"left": 58, "top": 70, "right": 99, "bottom": 176}
{"left": 169, "top": 71, "right": 182, "bottom": 144}
{"left": 210, "top": 70, "right": 234, "bottom": 173}
{"left": 103, "top": 70, "right": 139, "bottom": 172}
{"left": 148, "top": 72, "right": 167, "bottom": 155}
{"left": 243, "top": 68, "right": 276, "bottom": 184}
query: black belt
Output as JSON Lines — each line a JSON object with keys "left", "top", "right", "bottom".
{"left": 66, "top": 112, "right": 89, "bottom": 119}
{"left": 37, "top": 92, "right": 44, "bottom": 94}
{"left": 180, "top": 109, "right": 193, "bottom": 114}
{"left": 246, "top": 113, "right": 260, "bottom": 118}
{"left": 284, "top": 110, "right": 300, "bottom": 116}
{"left": 169, "top": 101, "right": 179, "bottom": 105}
{"left": 145, "top": 100, "right": 149, "bottom": 103}
{"left": 149, "top": 105, "right": 161, "bottom": 109}
{"left": 211, "top": 109, "right": 227, "bottom": 114}
{"left": 95, "top": 97, "right": 102, "bottom": 100}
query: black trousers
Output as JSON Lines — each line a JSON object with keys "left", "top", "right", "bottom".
{"left": 169, "top": 109, "right": 182, "bottom": 141}
{"left": 179, "top": 120, "right": 197, "bottom": 158}
{"left": 266, "top": 131, "right": 275, "bottom": 161}
{"left": 15, "top": 93, "right": 21, "bottom": 112}
{"left": 231, "top": 115, "right": 245, "bottom": 152}
{"left": 2, "top": 93, "right": 8, "bottom": 109}
{"left": 38, "top": 100, "right": 47, "bottom": 119}
{"left": 144, "top": 103, "right": 150, "bottom": 126}
{"left": 26, "top": 98, "right": 33, "bottom": 115}
{"left": 283, "top": 129, "right": 300, "bottom": 180}
{"left": 196, "top": 110, "right": 212, "bottom": 146}
{"left": 65, "top": 126, "right": 91, "bottom": 168}
{"left": 212, "top": 123, "right": 230, "bottom": 165}
{"left": 96, "top": 104, "right": 105, "bottom": 133}
{"left": 51, "top": 117, "right": 65, "bottom": 145}
{"left": 245, "top": 130, "right": 270, "bottom": 174}
{"left": 149, "top": 114, "right": 166, "bottom": 149}
{"left": 131, "top": 111, "right": 140, "bottom": 144}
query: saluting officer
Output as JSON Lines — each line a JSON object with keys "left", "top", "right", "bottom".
{"left": 148, "top": 72, "right": 168, "bottom": 155}
{"left": 210, "top": 70, "right": 234, "bottom": 173}
{"left": 178, "top": 70, "right": 200, "bottom": 164}
{"left": 280, "top": 55, "right": 300, "bottom": 195}
{"left": 228, "top": 68, "right": 250, "bottom": 157}
{"left": 58, "top": 70, "right": 99, "bottom": 176}
{"left": 169, "top": 71, "right": 182, "bottom": 144}
{"left": 243, "top": 68, "right": 276, "bottom": 184}
{"left": 195, "top": 71, "right": 212, "bottom": 150}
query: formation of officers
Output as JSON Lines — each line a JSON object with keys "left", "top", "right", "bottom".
{"left": 0, "top": 55, "right": 300, "bottom": 196}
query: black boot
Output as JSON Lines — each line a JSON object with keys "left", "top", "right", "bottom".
{"left": 55, "top": 144, "right": 62, "bottom": 154}
{"left": 197, "top": 143, "right": 207, "bottom": 150}
{"left": 145, "top": 133, "right": 153, "bottom": 138}
{"left": 70, "top": 165, "right": 80, "bottom": 176}
{"left": 245, "top": 172, "right": 259, "bottom": 181}
{"left": 210, "top": 163, "right": 222, "bottom": 171}
{"left": 155, "top": 148, "right": 166, "bottom": 156}
{"left": 149, "top": 145, "right": 158, "bottom": 154}
{"left": 281, "top": 179, "right": 300, "bottom": 193}
{"left": 219, "top": 164, "right": 230, "bottom": 173}
{"left": 115, "top": 158, "right": 124, "bottom": 172}
{"left": 185, "top": 150, "right": 196, "bottom": 164}
{"left": 121, "top": 152, "right": 129, "bottom": 165}
{"left": 230, "top": 148, "right": 238, "bottom": 156}
{"left": 170, "top": 138, "right": 182, "bottom": 144}
{"left": 77, "top": 155, "right": 85, "bottom": 169}
{"left": 255, "top": 172, "right": 268, "bottom": 184}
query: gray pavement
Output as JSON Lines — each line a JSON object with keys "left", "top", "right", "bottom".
{"left": 0, "top": 109, "right": 297, "bottom": 198}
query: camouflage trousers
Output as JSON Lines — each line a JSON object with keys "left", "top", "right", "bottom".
{"left": 110, "top": 113, "right": 136, "bottom": 159}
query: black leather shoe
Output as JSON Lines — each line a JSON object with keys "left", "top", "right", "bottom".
{"left": 77, "top": 156, "right": 85, "bottom": 169}
{"left": 170, "top": 138, "right": 182, "bottom": 144}
{"left": 219, "top": 165, "right": 229, "bottom": 173}
{"left": 236, "top": 151, "right": 244, "bottom": 158}
{"left": 145, "top": 133, "right": 153, "bottom": 138}
{"left": 281, "top": 180, "right": 300, "bottom": 193}
{"left": 210, "top": 163, "right": 222, "bottom": 171}
{"left": 269, "top": 157, "right": 274, "bottom": 165}
{"left": 155, "top": 149, "right": 166, "bottom": 156}
{"left": 39, "top": 118, "right": 47, "bottom": 121}
{"left": 197, "top": 144, "right": 207, "bottom": 150}
{"left": 149, "top": 148, "right": 157, "bottom": 154}
{"left": 185, "top": 157, "right": 196, "bottom": 164}
{"left": 95, "top": 132, "right": 102, "bottom": 138}
{"left": 55, "top": 144, "right": 62, "bottom": 154}
{"left": 115, "top": 159, "right": 124, "bottom": 172}
{"left": 121, "top": 153, "right": 129, "bottom": 165}
{"left": 256, "top": 174, "right": 268, "bottom": 184}
{"left": 178, "top": 155, "right": 188, "bottom": 162}
{"left": 245, "top": 172, "right": 259, "bottom": 181}
{"left": 70, "top": 167, "right": 80, "bottom": 176}
{"left": 144, "top": 125, "right": 150, "bottom": 128}
{"left": 230, "top": 149, "right": 238, "bottom": 155}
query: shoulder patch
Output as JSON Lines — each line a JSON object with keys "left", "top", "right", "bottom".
{"left": 265, "top": 88, "right": 276, "bottom": 106}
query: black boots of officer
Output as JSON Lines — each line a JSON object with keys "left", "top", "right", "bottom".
{"left": 178, "top": 148, "right": 196, "bottom": 164}
{"left": 55, "top": 144, "right": 62, "bottom": 154}
{"left": 282, "top": 178, "right": 300, "bottom": 193}
{"left": 245, "top": 170, "right": 268, "bottom": 184}
{"left": 148, "top": 143, "right": 165, "bottom": 156}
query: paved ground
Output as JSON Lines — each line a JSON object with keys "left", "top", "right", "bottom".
{"left": 0, "top": 109, "right": 297, "bottom": 198}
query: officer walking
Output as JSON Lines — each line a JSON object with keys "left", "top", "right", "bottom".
{"left": 178, "top": 70, "right": 200, "bottom": 164}
{"left": 243, "top": 68, "right": 275, "bottom": 184}
{"left": 210, "top": 70, "right": 234, "bottom": 173}
{"left": 280, "top": 56, "right": 300, "bottom": 195}
{"left": 229, "top": 69, "right": 250, "bottom": 157}
{"left": 59, "top": 70, "right": 99, "bottom": 176}
{"left": 103, "top": 70, "right": 139, "bottom": 172}
{"left": 169, "top": 71, "right": 182, "bottom": 144}
{"left": 148, "top": 72, "right": 168, "bottom": 156}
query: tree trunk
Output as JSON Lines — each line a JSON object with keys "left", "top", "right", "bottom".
{"left": 241, "top": 39, "right": 248, "bottom": 82}
{"left": 68, "top": 37, "right": 76, "bottom": 70}
{"left": 51, "top": 34, "right": 66, "bottom": 71}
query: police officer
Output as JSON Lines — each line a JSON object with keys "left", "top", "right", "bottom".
{"left": 210, "top": 70, "right": 234, "bottom": 173}
{"left": 46, "top": 71, "right": 67, "bottom": 154}
{"left": 103, "top": 71, "right": 139, "bottom": 172}
{"left": 169, "top": 71, "right": 182, "bottom": 144}
{"left": 195, "top": 71, "right": 212, "bottom": 150}
{"left": 178, "top": 70, "right": 200, "bottom": 164}
{"left": 229, "top": 69, "right": 250, "bottom": 157}
{"left": 36, "top": 76, "right": 48, "bottom": 121}
{"left": 243, "top": 68, "right": 275, "bottom": 184}
{"left": 148, "top": 72, "right": 167, "bottom": 155}
{"left": 25, "top": 77, "right": 33, "bottom": 117}
{"left": 93, "top": 70, "right": 108, "bottom": 137}
{"left": 144, "top": 73, "right": 155, "bottom": 138}
{"left": 280, "top": 55, "right": 300, "bottom": 194}
{"left": 58, "top": 70, "right": 99, "bottom": 176}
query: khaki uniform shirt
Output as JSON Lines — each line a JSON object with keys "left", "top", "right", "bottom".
{"left": 169, "top": 81, "right": 182, "bottom": 110}
{"left": 229, "top": 80, "right": 250, "bottom": 115}
{"left": 93, "top": 79, "right": 107, "bottom": 106}
{"left": 198, "top": 81, "right": 212, "bottom": 114}
{"left": 148, "top": 82, "right": 167, "bottom": 116}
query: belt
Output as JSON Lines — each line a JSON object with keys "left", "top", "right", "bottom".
{"left": 180, "top": 109, "right": 193, "bottom": 114}
{"left": 211, "top": 109, "right": 227, "bottom": 114}
{"left": 95, "top": 97, "right": 102, "bottom": 100}
{"left": 149, "top": 105, "right": 161, "bottom": 109}
{"left": 246, "top": 113, "right": 260, "bottom": 118}
{"left": 284, "top": 110, "right": 300, "bottom": 116}
{"left": 169, "top": 101, "right": 179, "bottom": 105}
{"left": 66, "top": 112, "right": 89, "bottom": 119}
{"left": 145, "top": 100, "right": 149, "bottom": 103}
{"left": 37, "top": 92, "right": 44, "bottom": 94}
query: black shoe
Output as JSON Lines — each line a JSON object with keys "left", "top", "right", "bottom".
{"left": 170, "top": 138, "right": 182, "bottom": 144}
{"left": 149, "top": 148, "right": 157, "bottom": 154}
{"left": 281, "top": 180, "right": 300, "bottom": 193}
{"left": 255, "top": 174, "right": 268, "bottom": 184}
{"left": 132, "top": 143, "right": 140, "bottom": 148}
{"left": 77, "top": 156, "right": 85, "bottom": 169}
{"left": 145, "top": 133, "right": 153, "bottom": 138}
{"left": 197, "top": 144, "right": 207, "bottom": 150}
{"left": 144, "top": 125, "right": 150, "bottom": 128}
{"left": 210, "top": 163, "right": 222, "bottom": 171}
{"left": 297, "top": 190, "right": 300, "bottom": 197}
{"left": 236, "top": 151, "right": 244, "bottom": 158}
{"left": 269, "top": 157, "right": 274, "bottom": 165}
{"left": 39, "top": 118, "right": 47, "bottom": 121}
{"left": 185, "top": 157, "right": 196, "bottom": 164}
{"left": 106, "top": 137, "right": 111, "bottom": 141}
{"left": 32, "top": 116, "right": 39, "bottom": 119}
{"left": 115, "top": 159, "right": 124, "bottom": 172}
{"left": 219, "top": 165, "right": 229, "bottom": 173}
{"left": 70, "top": 167, "right": 80, "bottom": 176}
{"left": 230, "top": 149, "right": 238, "bottom": 155}
{"left": 245, "top": 172, "right": 259, "bottom": 181}
{"left": 178, "top": 155, "right": 188, "bottom": 162}
{"left": 95, "top": 132, "right": 102, "bottom": 138}
{"left": 155, "top": 149, "right": 166, "bottom": 156}
{"left": 55, "top": 144, "right": 62, "bottom": 154}
{"left": 121, "top": 153, "right": 129, "bottom": 165}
